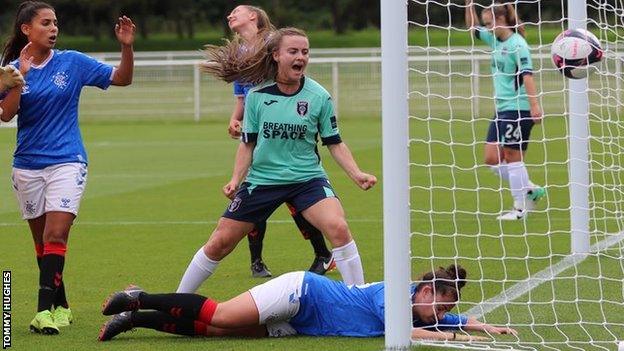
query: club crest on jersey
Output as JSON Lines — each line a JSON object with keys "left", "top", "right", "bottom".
{"left": 52, "top": 71, "right": 69, "bottom": 90}
{"left": 296, "top": 101, "right": 309, "bottom": 117}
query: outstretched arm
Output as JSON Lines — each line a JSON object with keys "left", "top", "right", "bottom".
{"left": 112, "top": 16, "right": 135, "bottom": 86}
{"left": 327, "top": 142, "right": 377, "bottom": 190}
{"left": 411, "top": 328, "right": 489, "bottom": 341}
{"left": 463, "top": 316, "right": 518, "bottom": 336}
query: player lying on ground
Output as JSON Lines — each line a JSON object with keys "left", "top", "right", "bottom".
{"left": 99, "top": 265, "right": 517, "bottom": 341}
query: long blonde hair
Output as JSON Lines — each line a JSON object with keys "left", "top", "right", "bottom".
{"left": 201, "top": 27, "right": 307, "bottom": 84}
{"left": 483, "top": 1, "right": 526, "bottom": 38}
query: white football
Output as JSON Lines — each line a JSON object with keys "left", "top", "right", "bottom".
{"left": 551, "top": 28, "right": 603, "bottom": 79}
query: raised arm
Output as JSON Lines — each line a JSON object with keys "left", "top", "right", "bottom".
{"left": 465, "top": 0, "right": 479, "bottom": 35}
{"left": 327, "top": 142, "right": 377, "bottom": 190}
{"left": 111, "top": 16, "right": 135, "bottom": 86}
{"left": 0, "top": 44, "right": 33, "bottom": 122}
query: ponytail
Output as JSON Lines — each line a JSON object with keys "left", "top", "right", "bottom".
{"left": 1, "top": 1, "right": 55, "bottom": 65}
{"left": 484, "top": 2, "right": 526, "bottom": 38}
{"left": 504, "top": 3, "right": 526, "bottom": 38}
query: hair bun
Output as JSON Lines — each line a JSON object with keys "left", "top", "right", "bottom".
{"left": 445, "top": 264, "right": 467, "bottom": 289}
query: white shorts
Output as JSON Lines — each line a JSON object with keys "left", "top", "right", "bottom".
{"left": 249, "top": 271, "right": 305, "bottom": 329}
{"left": 11, "top": 163, "right": 88, "bottom": 220}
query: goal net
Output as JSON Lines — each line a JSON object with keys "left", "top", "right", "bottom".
{"left": 382, "top": 1, "right": 624, "bottom": 350}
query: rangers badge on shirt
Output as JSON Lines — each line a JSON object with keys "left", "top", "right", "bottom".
{"left": 52, "top": 71, "right": 69, "bottom": 90}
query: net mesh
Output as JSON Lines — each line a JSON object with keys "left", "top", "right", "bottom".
{"left": 408, "top": 1, "right": 624, "bottom": 350}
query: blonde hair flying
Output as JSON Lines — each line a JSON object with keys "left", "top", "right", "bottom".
{"left": 201, "top": 27, "right": 308, "bottom": 84}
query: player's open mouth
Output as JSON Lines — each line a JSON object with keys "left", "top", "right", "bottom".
{"left": 292, "top": 64, "right": 304, "bottom": 72}
{"left": 49, "top": 36, "right": 57, "bottom": 44}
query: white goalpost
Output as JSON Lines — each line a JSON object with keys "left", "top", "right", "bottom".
{"left": 381, "top": 0, "right": 412, "bottom": 350}
{"left": 382, "top": 0, "right": 624, "bottom": 350}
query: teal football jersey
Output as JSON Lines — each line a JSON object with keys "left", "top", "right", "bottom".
{"left": 241, "top": 76, "right": 341, "bottom": 185}
{"left": 476, "top": 27, "right": 533, "bottom": 112}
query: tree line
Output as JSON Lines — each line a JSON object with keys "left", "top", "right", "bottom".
{"left": 0, "top": 1, "right": 605, "bottom": 42}
{"left": 0, "top": 0, "right": 380, "bottom": 40}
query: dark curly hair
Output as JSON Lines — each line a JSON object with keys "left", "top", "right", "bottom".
{"left": 416, "top": 264, "right": 467, "bottom": 301}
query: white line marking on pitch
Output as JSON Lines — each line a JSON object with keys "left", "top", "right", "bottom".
{"left": 466, "top": 231, "right": 624, "bottom": 318}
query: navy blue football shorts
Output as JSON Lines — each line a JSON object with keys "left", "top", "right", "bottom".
{"left": 222, "top": 177, "right": 338, "bottom": 223}
{"left": 485, "top": 110, "right": 534, "bottom": 151}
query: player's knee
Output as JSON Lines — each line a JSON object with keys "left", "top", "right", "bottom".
{"left": 503, "top": 149, "right": 522, "bottom": 162}
{"left": 324, "top": 219, "right": 351, "bottom": 246}
{"left": 205, "top": 232, "right": 236, "bottom": 260}
{"left": 484, "top": 155, "right": 501, "bottom": 165}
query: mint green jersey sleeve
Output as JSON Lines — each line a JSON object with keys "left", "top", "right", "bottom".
{"left": 475, "top": 26, "right": 495, "bottom": 48}
{"left": 319, "top": 96, "right": 342, "bottom": 145}
{"left": 516, "top": 42, "right": 533, "bottom": 74}
{"left": 242, "top": 90, "right": 259, "bottom": 143}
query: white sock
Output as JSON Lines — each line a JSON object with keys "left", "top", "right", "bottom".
{"left": 507, "top": 161, "right": 531, "bottom": 209}
{"left": 176, "top": 247, "right": 219, "bottom": 293}
{"left": 332, "top": 240, "right": 364, "bottom": 285}
{"left": 489, "top": 162, "right": 509, "bottom": 182}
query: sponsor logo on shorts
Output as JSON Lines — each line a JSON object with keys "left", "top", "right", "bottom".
{"left": 228, "top": 197, "right": 242, "bottom": 212}
{"left": 60, "top": 198, "right": 71, "bottom": 209}
{"left": 24, "top": 201, "right": 36, "bottom": 216}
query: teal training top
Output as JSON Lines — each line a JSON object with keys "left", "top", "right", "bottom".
{"left": 475, "top": 27, "right": 533, "bottom": 112}
{"left": 241, "top": 76, "right": 341, "bottom": 185}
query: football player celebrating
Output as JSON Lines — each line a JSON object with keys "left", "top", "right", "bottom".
{"left": 219, "top": 4, "right": 335, "bottom": 279}
{"left": 175, "top": 27, "right": 376, "bottom": 294}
